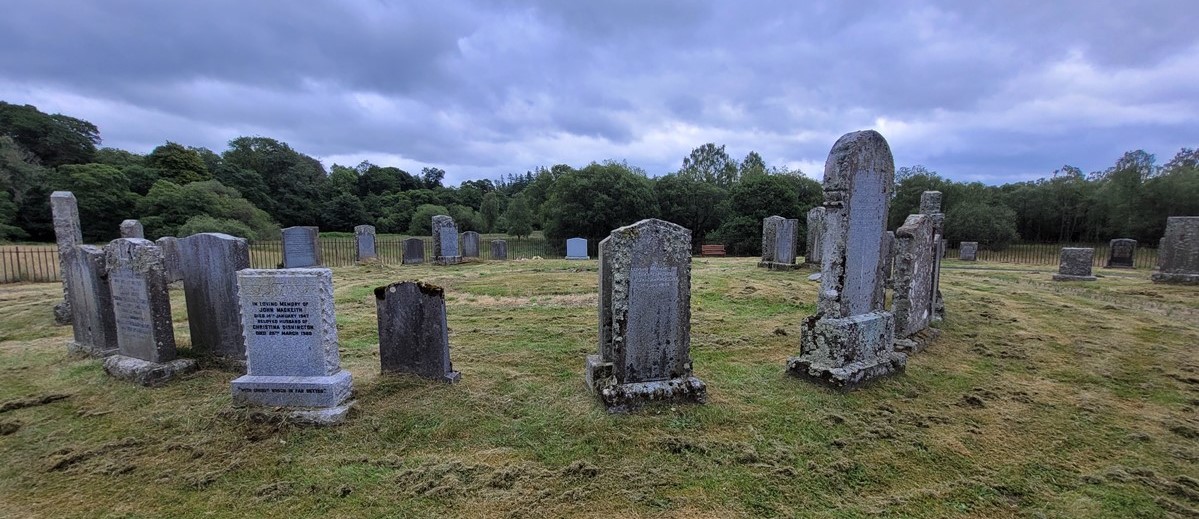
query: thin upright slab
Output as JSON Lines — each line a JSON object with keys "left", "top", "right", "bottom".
{"left": 490, "top": 240, "right": 508, "bottom": 260}
{"left": 64, "top": 245, "right": 118, "bottom": 357}
{"left": 461, "top": 231, "right": 481, "bottom": 259}
{"left": 920, "top": 191, "right": 946, "bottom": 322}
{"left": 1106, "top": 239, "right": 1136, "bottom": 269}
{"left": 891, "top": 214, "right": 941, "bottom": 352}
{"left": 179, "top": 233, "right": 250, "bottom": 363}
{"left": 1151, "top": 217, "right": 1199, "bottom": 285}
{"left": 51, "top": 191, "right": 82, "bottom": 325}
{"left": 432, "top": 215, "right": 461, "bottom": 265}
{"left": 355, "top": 225, "right": 377, "bottom": 263}
{"left": 281, "top": 226, "right": 321, "bottom": 268}
{"left": 806, "top": 207, "right": 825, "bottom": 266}
{"left": 566, "top": 237, "right": 589, "bottom": 260}
{"left": 1053, "top": 248, "right": 1097, "bottom": 281}
{"left": 882, "top": 231, "right": 896, "bottom": 288}
{"left": 759, "top": 216, "right": 801, "bottom": 270}
{"left": 403, "top": 237, "right": 425, "bottom": 265}
{"left": 156, "top": 236, "right": 184, "bottom": 283}
{"left": 376, "top": 281, "right": 460, "bottom": 382}
{"left": 119, "top": 219, "right": 144, "bottom": 239}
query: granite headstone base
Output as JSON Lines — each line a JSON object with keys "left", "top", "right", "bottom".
{"left": 894, "top": 327, "right": 942, "bottom": 354}
{"left": 786, "top": 312, "right": 906, "bottom": 391}
{"left": 1150, "top": 272, "right": 1199, "bottom": 285}
{"left": 566, "top": 255, "right": 590, "bottom": 260}
{"left": 68, "top": 340, "right": 118, "bottom": 358}
{"left": 102, "top": 355, "right": 197, "bottom": 386}
{"left": 1052, "top": 273, "right": 1098, "bottom": 281}
{"left": 232, "top": 370, "right": 352, "bottom": 407}
{"left": 584, "top": 355, "right": 706, "bottom": 413}
{"left": 757, "top": 260, "right": 802, "bottom": 271}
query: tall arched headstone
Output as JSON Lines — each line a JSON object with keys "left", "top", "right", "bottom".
{"left": 432, "top": 215, "right": 461, "bottom": 265}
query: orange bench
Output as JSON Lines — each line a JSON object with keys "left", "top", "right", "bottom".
{"left": 700, "top": 244, "right": 726, "bottom": 257}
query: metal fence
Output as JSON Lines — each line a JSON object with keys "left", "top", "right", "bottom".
{"left": 944, "top": 242, "right": 1159, "bottom": 269}
{"left": 0, "top": 245, "right": 60, "bottom": 283}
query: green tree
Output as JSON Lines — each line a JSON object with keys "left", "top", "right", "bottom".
{"left": 94, "top": 148, "right": 145, "bottom": 168}
{"left": 222, "top": 136, "right": 326, "bottom": 227}
{"left": 0, "top": 101, "right": 99, "bottom": 166}
{"left": 146, "top": 141, "right": 211, "bottom": 184}
{"left": 479, "top": 191, "right": 504, "bottom": 232}
{"left": 177, "top": 215, "right": 255, "bottom": 239}
{"left": 51, "top": 164, "right": 137, "bottom": 241}
{"left": 713, "top": 175, "right": 803, "bottom": 255}
{"left": 738, "top": 151, "right": 768, "bottom": 180}
{"left": 421, "top": 167, "right": 446, "bottom": 189}
{"left": 137, "top": 179, "right": 277, "bottom": 240}
{"left": 542, "top": 161, "right": 655, "bottom": 249}
{"left": 321, "top": 192, "right": 370, "bottom": 231}
{"left": 653, "top": 174, "right": 727, "bottom": 251}
{"left": 408, "top": 204, "right": 450, "bottom": 235}
{"left": 504, "top": 194, "right": 534, "bottom": 239}
{"left": 944, "top": 203, "right": 1019, "bottom": 249}
{"left": 679, "top": 143, "right": 739, "bottom": 187}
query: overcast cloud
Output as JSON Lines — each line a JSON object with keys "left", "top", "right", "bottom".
{"left": 1, "top": 0, "right": 1196, "bottom": 185}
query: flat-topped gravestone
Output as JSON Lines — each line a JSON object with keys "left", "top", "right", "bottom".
{"left": 959, "top": 241, "right": 978, "bottom": 261}
{"left": 231, "top": 269, "right": 353, "bottom": 425}
{"left": 51, "top": 192, "right": 82, "bottom": 326}
{"left": 1152, "top": 216, "right": 1199, "bottom": 285}
{"left": 1106, "top": 239, "right": 1136, "bottom": 269}
{"left": 806, "top": 207, "right": 825, "bottom": 266}
{"left": 432, "top": 215, "right": 461, "bottom": 266}
{"left": 491, "top": 240, "right": 507, "bottom": 260}
{"left": 156, "top": 236, "right": 184, "bottom": 283}
{"left": 403, "top": 237, "right": 425, "bottom": 265}
{"left": 282, "top": 226, "right": 321, "bottom": 268}
{"left": 1053, "top": 248, "right": 1097, "bottom": 281}
{"left": 566, "top": 237, "right": 589, "bottom": 260}
{"left": 102, "top": 238, "right": 196, "bottom": 385}
{"left": 891, "top": 214, "right": 941, "bottom": 352}
{"left": 920, "top": 191, "right": 946, "bottom": 322}
{"left": 64, "top": 245, "right": 118, "bottom": 357}
{"left": 179, "top": 233, "right": 250, "bottom": 364}
{"left": 586, "top": 219, "right": 705, "bottom": 412}
{"left": 759, "top": 216, "right": 801, "bottom": 270}
{"left": 119, "top": 219, "right": 144, "bottom": 239}
{"left": 355, "top": 225, "right": 377, "bottom": 263}
{"left": 461, "top": 231, "right": 480, "bottom": 259}
{"left": 787, "top": 130, "right": 905, "bottom": 390}
{"left": 760, "top": 216, "right": 782, "bottom": 264}
{"left": 376, "top": 281, "right": 460, "bottom": 382}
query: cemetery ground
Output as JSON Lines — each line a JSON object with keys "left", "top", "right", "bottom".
{"left": 1, "top": 259, "right": 1198, "bottom": 518}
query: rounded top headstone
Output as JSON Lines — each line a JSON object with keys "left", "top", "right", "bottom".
{"left": 823, "top": 130, "right": 894, "bottom": 192}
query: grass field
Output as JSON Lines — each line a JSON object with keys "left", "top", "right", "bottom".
{"left": 1, "top": 258, "right": 1197, "bottom": 518}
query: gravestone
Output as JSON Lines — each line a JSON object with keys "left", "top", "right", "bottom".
{"left": 461, "top": 231, "right": 481, "bottom": 259}
{"left": 959, "top": 241, "right": 978, "bottom": 261}
{"left": 51, "top": 192, "right": 82, "bottom": 325}
{"left": 585, "top": 219, "right": 706, "bottom": 412}
{"left": 759, "top": 216, "right": 801, "bottom": 270}
{"left": 119, "top": 219, "right": 144, "bottom": 239}
{"left": 1053, "top": 248, "right": 1098, "bottom": 281}
{"left": 920, "top": 191, "right": 946, "bottom": 322}
{"left": 376, "top": 281, "right": 461, "bottom": 382}
{"left": 403, "top": 237, "right": 425, "bottom": 265}
{"left": 491, "top": 240, "right": 508, "bottom": 260}
{"left": 102, "top": 238, "right": 196, "bottom": 385}
{"left": 179, "top": 233, "right": 250, "bottom": 363}
{"left": 281, "top": 226, "right": 321, "bottom": 268}
{"left": 355, "top": 225, "right": 377, "bottom": 263}
{"left": 787, "top": 130, "right": 905, "bottom": 390}
{"left": 63, "top": 245, "right": 119, "bottom": 357}
{"left": 231, "top": 269, "right": 354, "bottom": 424}
{"left": 760, "top": 216, "right": 781, "bottom": 264}
{"left": 432, "top": 215, "right": 461, "bottom": 265}
{"left": 566, "top": 237, "right": 589, "bottom": 260}
{"left": 1151, "top": 217, "right": 1199, "bottom": 285}
{"left": 156, "top": 236, "right": 184, "bottom": 283}
{"left": 806, "top": 207, "right": 825, "bottom": 266}
{"left": 891, "top": 214, "right": 941, "bottom": 352}
{"left": 1106, "top": 239, "right": 1136, "bottom": 269}
{"left": 882, "top": 231, "right": 896, "bottom": 288}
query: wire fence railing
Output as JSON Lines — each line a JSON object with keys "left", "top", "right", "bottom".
{"left": 943, "top": 241, "right": 1159, "bottom": 269}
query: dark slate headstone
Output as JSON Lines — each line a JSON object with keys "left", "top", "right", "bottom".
{"left": 64, "top": 245, "right": 118, "bottom": 357}
{"left": 806, "top": 207, "right": 825, "bottom": 266}
{"left": 432, "top": 215, "right": 461, "bottom": 265}
{"left": 119, "top": 219, "right": 144, "bottom": 239}
{"left": 787, "top": 130, "right": 905, "bottom": 390}
{"left": 282, "top": 226, "right": 321, "bottom": 268}
{"left": 1106, "top": 239, "right": 1136, "bottom": 269}
{"left": 759, "top": 216, "right": 801, "bottom": 270}
{"left": 566, "top": 237, "right": 589, "bottom": 260}
{"left": 179, "top": 233, "right": 250, "bottom": 362}
{"left": 1152, "top": 217, "right": 1199, "bottom": 285}
{"left": 490, "top": 239, "right": 508, "bottom": 260}
{"left": 1053, "top": 248, "right": 1097, "bottom": 281}
{"left": 355, "top": 225, "right": 377, "bottom": 263}
{"left": 891, "top": 214, "right": 941, "bottom": 352}
{"left": 586, "top": 219, "right": 705, "bottom": 412}
{"left": 403, "top": 237, "right": 426, "bottom": 265}
{"left": 156, "top": 236, "right": 184, "bottom": 283}
{"left": 959, "top": 241, "right": 978, "bottom": 261}
{"left": 376, "top": 281, "right": 460, "bottom": 382}
{"left": 461, "top": 231, "right": 481, "bottom": 259}
{"left": 51, "top": 191, "right": 82, "bottom": 327}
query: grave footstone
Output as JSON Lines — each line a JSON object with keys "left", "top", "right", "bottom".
{"left": 156, "top": 236, "right": 184, "bottom": 283}
{"left": 355, "top": 225, "right": 377, "bottom": 263}
{"left": 179, "top": 233, "right": 250, "bottom": 364}
{"left": 491, "top": 240, "right": 508, "bottom": 260}
{"left": 566, "top": 237, "right": 589, "bottom": 260}
{"left": 1053, "top": 248, "right": 1098, "bottom": 281}
{"left": 759, "top": 216, "right": 801, "bottom": 270}
{"left": 376, "top": 281, "right": 461, "bottom": 382}
{"left": 403, "top": 237, "right": 425, "bottom": 265}
{"left": 281, "top": 226, "right": 321, "bottom": 268}
{"left": 585, "top": 219, "right": 706, "bottom": 412}
{"left": 461, "top": 231, "right": 481, "bottom": 259}
{"left": 920, "top": 191, "right": 946, "bottom": 322}
{"left": 51, "top": 192, "right": 82, "bottom": 325}
{"left": 959, "top": 241, "right": 978, "bottom": 261}
{"left": 806, "top": 207, "right": 825, "bottom": 266}
{"left": 119, "top": 219, "right": 144, "bottom": 239}
{"left": 891, "top": 214, "right": 941, "bottom": 352}
{"left": 231, "top": 269, "right": 354, "bottom": 425}
{"left": 64, "top": 245, "right": 118, "bottom": 357}
{"left": 787, "top": 130, "right": 905, "bottom": 390}
{"left": 1106, "top": 239, "right": 1136, "bottom": 269}
{"left": 102, "top": 238, "right": 196, "bottom": 385}
{"left": 1151, "top": 217, "right": 1199, "bottom": 285}
{"left": 432, "top": 216, "right": 461, "bottom": 266}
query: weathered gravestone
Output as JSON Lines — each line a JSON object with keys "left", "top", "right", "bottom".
{"left": 1053, "top": 248, "right": 1097, "bottom": 281}
{"left": 231, "top": 269, "right": 354, "bottom": 424}
{"left": 959, "top": 241, "right": 978, "bottom": 261}
{"left": 806, "top": 207, "right": 825, "bottom": 266}
{"left": 355, "top": 225, "right": 377, "bottom": 263}
{"left": 566, "top": 237, "right": 589, "bottom": 260}
{"left": 376, "top": 281, "right": 461, "bottom": 382}
{"left": 891, "top": 213, "right": 941, "bottom": 352}
{"left": 281, "top": 226, "right": 321, "bottom": 268}
{"left": 432, "top": 215, "right": 461, "bottom": 265}
{"left": 1106, "top": 238, "right": 1137, "bottom": 269}
{"left": 585, "top": 219, "right": 706, "bottom": 412}
{"left": 51, "top": 191, "right": 81, "bottom": 325}
{"left": 102, "top": 238, "right": 197, "bottom": 385}
{"left": 883, "top": 231, "right": 896, "bottom": 288}
{"left": 759, "top": 216, "right": 801, "bottom": 270}
{"left": 1151, "top": 216, "right": 1199, "bottom": 285}
{"left": 156, "top": 236, "right": 184, "bottom": 283}
{"left": 403, "top": 237, "right": 425, "bottom": 265}
{"left": 119, "top": 219, "right": 144, "bottom": 239}
{"left": 787, "top": 130, "right": 906, "bottom": 390}
{"left": 491, "top": 240, "right": 508, "bottom": 260}
{"left": 461, "top": 231, "right": 481, "bottom": 259}
{"left": 179, "top": 233, "right": 250, "bottom": 364}
{"left": 919, "top": 191, "right": 946, "bottom": 321}
{"left": 64, "top": 245, "right": 119, "bottom": 357}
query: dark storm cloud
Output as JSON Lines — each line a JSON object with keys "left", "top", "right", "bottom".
{"left": 1, "top": 0, "right": 1196, "bottom": 185}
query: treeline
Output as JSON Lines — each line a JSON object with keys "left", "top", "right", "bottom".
{"left": 2, "top": 101, "right": 1197, "bottom": 254}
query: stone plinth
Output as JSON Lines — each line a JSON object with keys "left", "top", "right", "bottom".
{"left": 1053, "top": 247, "right": 1097, "bottom": 281}
{"left": 376, "top": 281, "right": 460, "bottom": 382}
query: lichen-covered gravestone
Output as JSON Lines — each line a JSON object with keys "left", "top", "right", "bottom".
{"left": 179, "top": 233, "right": 250, "bottom": 364}
{"left": 919, "top": 191, "right": 946, "bottom": 321}
{"left": 461, "top": 231, "right": 481, "bottom": 259}
{"left": 882, "top": 231, "right": 896, "bottom": 288}
{"left": 787, "top": 130, "right": 906, "bottom": 390}
{"left": 281, "top": 226, "right": 321, "bottom": 268}
{"left": 155, "top": 236, "right": 184, "bottom": 283}
{"left": 585, "top": 219, "right": 706, "bottom": 412}
{"left": 566, "top": 237, "right": 589, "bottom": 260}
{"left": 490, "top": 240, "right": 507, "bottom": 260}
{"left": 355, "top": 225, "right": 377, "bottom": 263}
{"left": 231, "top": 269, "right": 353, "bottom": 425}
{"left": 64, "top": 245, "right": 119, "bottom": 357}
{"left": 119, "top": 219, "right": 144, "bottom": 239}
{"left": 759, "top": 216, "right": 801, "bottom": 270}
{"left": 891, "top": 213, "right": 941, "bottom": 352}
{"left": 102, "top": 238, "right": 197, "bottom": 385}
{"left": 51, "top": 192, "right": 81, "bottom": 326}
{"left": 403, "top": 237, "right": 425, "bottom": 265}
{"left": 1053, "top": 248, "right": 1097, "bottom": 281}
{"left": 806, "top": 207, "right": 825, "bottom": 266}
{"left": 432, "top": 215, "right": 461, "bottom": 265}
{"left": 1152, "top": 216, "right": 1199, "bottom": 285}
{"left": 959, "top": 242, "right": 978, "bottom": 261}
{"left": 376, "top": 281, "right": 461, "bottom": 382}
{"left": 1106, "top": 238, "right": 1136, "bottom": 269}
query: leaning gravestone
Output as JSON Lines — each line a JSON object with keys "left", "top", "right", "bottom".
{"left": 355, "top": 225, "right": 377, "bottom": 263}
{"left": 51, "top": 191, "right": 82, "bottom": 325}
{"left": 376, "top": 281, "right": 461, "bottom": 382}
{"left": 787, "top": 130, "right": 905, "bottom": 390}
{"left": 156, "top": 236, "right": 184, "bottom": 283}
{"left": 919, "top": 191, "right": 946, "bottom": 322}
{"left": 959, "top": 241, "right": 978, "bottom": 261}
{"left": 585, "top": 219, "right": 706, "bottom": 412}
{"left": 461, "top": 231, "right": 481, "bottom": 259}
{"left": 64, "top": 245, "right": 119, "bottom": 357}
{"left": 119, "top": 219, "right": 144, "bottom": 239}
{"left": 891, "top": 213, "right": 941, "bottom": 352}
{"left": 1151, "top": 216, "right": 1199, "bottom": 285}
{"left": 759, "top": 216, "right": 801, "bottom": 270}
{"left": 491, "top": 239, "right": 508, "bottom": 260}
{"left": 231, "top": 269, "right": 354, "bottom": 424}
{"left": 102, "top": 238, "right": 196, "bottom": 385}
{"left": 281, "top": 226, "right": 321, "bottom": 268}
{"left": 403, "top": 237, "right": 425, "bottom": 265}
{"left": 566, "top": 237, "right": 589, "bottom": 260}
{"left": 432, "top": 215, "right": 461, "bottom": 266}
{"left": 1106, "top": 238, "right": 1136, "bottom": 269}
{"left": 1053, "top": 248, "right": 1098, "bottom": 281}
{"left": 179, "top": 233, "right": 250, "bottom": 364}
{"left": 806, "top": 207, "right": 825, "bottom": 266}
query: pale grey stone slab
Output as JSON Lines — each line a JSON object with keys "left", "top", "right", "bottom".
{"left": 566, "top": 237, "right": 589, "bottom": 260}
{"left": 759, "top": 216, "right": 801, "bottom": 270}
{"left": 179, "top": 233, "right": 250, "bottom": 360}
{"left": 51, "top": 191, "right": 82, "bottom": 324}
{"left": 103, "top": 355, "right": 197, "bottom": 386}
{"left": 960, "top": 241, "right": 978, "bottom": 261}
{"left": 355, "top": 225, "right": 377, "bottom": 262}
{"left": 105, "top": 238, "right": 176, "bottom": 363}
{"left": 281, "top": 226, "right": 321, "bottom": 268}
{"left": 432, "top": 215, "right": 460, "bottom": 265}
{"left": 490, "top": 240, "right": 507, "bottom": 260}
{"left": 806, "top": 207, "right": 825, "bottom": 266}
{"left": 376, "top": 281, "right": 460, "bottom": 382}
{"left": 461, "top": 231, "right": 480, "bottom": 258}
{"left": 1151, "top": 217, "right": 1199, "bottom": 285}
{"left": 760, "top": 215, "right": 783, "bottom": 263}
{"left": 64, "top": 245, "right": 118, "bottom": 357}
{"left": 156, "top": 237, "right": 184, "bottom": 283}
{"left": 892, "top": 214, "right": 937, "bottom": 345}
{"left": 119, "top": 219, "right": 144, "bottom": 239}
{"left": 1053, "top": 247, "right": 1097, "bottom": 281}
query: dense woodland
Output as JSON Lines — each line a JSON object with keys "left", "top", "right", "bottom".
{"left": 2, "top": 101, "right": 1197, "bottom": 254}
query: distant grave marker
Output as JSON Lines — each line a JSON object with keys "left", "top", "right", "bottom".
{"left": 281, "top": 226, "right": 321, "bottom": 268}
{"left": 355, "top": 225, "right": 377, "bottom": 263}
{"left": 1053, "top": 248, "right": 1098, "bottom": 281}
{"left": 376, "top": 281, "right": 461, "bottom": 382}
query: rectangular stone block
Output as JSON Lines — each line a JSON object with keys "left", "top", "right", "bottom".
{"left": 120, "top": 219, "right": 144, "bottom": 239}
{"left": 432, "top": 215, "right": 460, "bottom": 265}
{"left": 1053, "top": 247, "right": 1097, "bottom": 281}
{"left": 64, "top": 245, "right": 118, "bottom": 357}
{"left": 806, "top": 207, "right": 825, "bottom": 265}
{"left": 1152, "top": 217, "right": 1199, "bottom": 285}
{"left": 788, "top": 312, "right": 905, "bottom": 391}
{"left": 376, "top": 281, "right": 460, "bottom": 382}
{"left": 960, "top": 241, "right": 978, "bottom": 261}
{"left": 892, "top": 214, "right": 936, "bottom": 340}
{"left": 232, "top": 371, "right": 352, "bottom": 408}
{"left": 759, "top": 216, "right": 800, "bottom": 270}
{"left": 355, "top": 225, "right": 376, "bottom": 262}
{"left": 179, "top": 233, "right": 250, "bottom": 360}
{"left": 566, "top": 237, "right": 589, "bottom": 260}
{"left": 1106, "top": 238, "right": 1136, "bottom": 269}
{"left": 156, "top": 236, "right": 184, "bottom": 283}
{"left": 461, "top": 231, "right": 480, "bottom": 258}
{"left": 490, "top": 240, "right": 507, "bottom": 260}
{"left": 106, "top": 238, "right": 176, "bottom": 363}
{"left": 403, "top": 237, "right": 425, "bottom": 264}
{"left": 51, "top": 191, "right": 82, "bottom": 324}
{"left": 282, "top": 226, "right": 321, "bottom": 268}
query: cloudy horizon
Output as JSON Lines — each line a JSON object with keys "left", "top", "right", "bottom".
{"left": 2, "top": 0, "right": 1196, "bottom": 186}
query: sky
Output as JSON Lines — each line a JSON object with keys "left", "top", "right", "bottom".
{"left": 1, "top": 0, "right": 1197, "bottom": 186}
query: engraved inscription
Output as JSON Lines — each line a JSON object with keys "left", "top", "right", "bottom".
{"left": 626, "top": 264, "right": 681, "bottom": 383}
{"left": 110, "top": 269, "right": 152, "bottom": 343}
{"left": 283, "top": 228, "right": 317, "bottom": 267}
